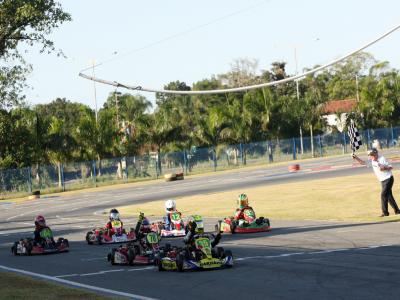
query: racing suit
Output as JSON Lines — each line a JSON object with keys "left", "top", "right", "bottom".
{"left": 183, "top": 223, "right": 221, "bottom": 255}
{"left": 133, "top": 215, "right": 153, "bottom": 250}
{"left": 105, "top": 220, "right": 124, "bottom": 237}
{"left": 234, "top": 206, "right": 256, "bottom": 223}
{"left": 165, "top": 210, "right": 181, "bottom": 230}
{"left": 34, "top": 225, "right": 54, "bottom": 244}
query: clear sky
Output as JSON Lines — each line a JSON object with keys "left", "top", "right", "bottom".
{"left": 22, "top": 0, "right": 400, "bottom": 110}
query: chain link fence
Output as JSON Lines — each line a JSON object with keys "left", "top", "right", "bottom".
{"left": 1, "top": 126, "right": 399, "bottom": 199}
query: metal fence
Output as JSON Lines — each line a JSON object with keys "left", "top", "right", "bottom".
{"left": 1, "top": 126, "right": 399, "bottom": 198}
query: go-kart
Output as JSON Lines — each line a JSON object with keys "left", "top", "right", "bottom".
{"left": 217, "top": 216, "right": 271, "bottom": 234}
{"left": 11, "top": 228, "right": 69, "bottom": 255}
{"left": 86, "top": 220, "right": 136, "bottom": 245}
{"left": 151, "top": 212, "right": 186, "bottom": 237}
{"left": 108, "top": 231, "right": 167, "bottom": 265}
{"left": 158, "top": 235, "right": 233, "bottom": 272}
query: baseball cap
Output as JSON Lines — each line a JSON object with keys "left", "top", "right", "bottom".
{"left": 367, "top": 148, "right": 378, "bottom": 156}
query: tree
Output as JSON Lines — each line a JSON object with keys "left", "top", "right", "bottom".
{"left": 0, "top": 0, "right": 71, "bottom": 107}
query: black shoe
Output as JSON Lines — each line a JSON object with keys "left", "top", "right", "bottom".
{"left": 380, "top": 214, "right": 389, "bottom": 217}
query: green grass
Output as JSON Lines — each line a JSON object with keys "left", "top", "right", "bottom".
{"left": 0, "top": 272, "right": 120, "bottom": 300}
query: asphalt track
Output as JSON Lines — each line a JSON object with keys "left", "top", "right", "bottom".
{"left": 1, "top": 155, "right": 400, "bottom": 300}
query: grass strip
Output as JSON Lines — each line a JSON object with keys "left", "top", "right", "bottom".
{"left": 0, "top": 272, "right": 119, "bottom": 300}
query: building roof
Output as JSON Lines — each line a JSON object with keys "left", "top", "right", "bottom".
{"left": 322, "top": 98, "right": 357, "bottom": 114}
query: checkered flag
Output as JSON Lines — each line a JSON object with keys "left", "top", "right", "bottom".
{"left": 348, "top": 120, "right": 362, "bottom": 152}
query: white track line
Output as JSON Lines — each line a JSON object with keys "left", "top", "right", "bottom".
{"left": 56, "top": 266, "right": 155, "bottom": 277}
{"left": 80, "top": 269, "right": 124, "bottom": 277}
{"left": 6, "top": 209, "right": 41, "bottom": 221}
{"left": 236, "top": 244, "right": 393, "bottom": 261}
{"left": 0, "top": 265, "right": 157, "bottom": 300}
{"left": 81, "top": 257, "right": 108, "bottom": 262}
{"left": 127, "top": 267, "right": 155, "bottom": 272}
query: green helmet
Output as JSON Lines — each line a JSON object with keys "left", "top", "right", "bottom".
{"left": 189, "top": 215, "right": 204, "bottom": 234}
{"left": 237, "top": 193, "right": 249, "bottom": 208}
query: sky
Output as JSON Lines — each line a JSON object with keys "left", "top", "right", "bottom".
{"left": 21, "top": 0, "right": 400, "bottom": 111}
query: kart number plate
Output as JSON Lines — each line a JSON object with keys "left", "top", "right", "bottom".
{"left": 200, "top": 258, "right": 221, "bottom": 269}
{"left": 161, "top": 259, "right": 177, "bottom": 270}
{"left": 113, "top": 236, "right": 125, "bottom": 242}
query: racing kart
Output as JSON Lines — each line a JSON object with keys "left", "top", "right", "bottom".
{"left": 11, "top": 228, "right": 69, "bottom": 256}
{"left": 217, "top": 216, "right": 271, "bottom": 234}
{"left": 151, "top": 212, "right": 186, "bottom": 237}
{"left": 86, "top": 220, "right": 136, "bottom": 245}
{"left": 157, "top": 235, "right": 233, "bottom": 272}
{"left": 108, "top": 231, "right": 167, "bottom": 265}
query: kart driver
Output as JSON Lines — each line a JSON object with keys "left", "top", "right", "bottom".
{"left": 233, "top": 193, "right": 257, "bottom": 226}
{"left": 105, "top": 208, "right": 124, "bottom": 237}
{"left": 164, "top": 199, "right": 181, "bottom": 230}
{"left": 184, "top": 215, "right": 221, "bottom": 252}
{"left": 34, "top": 215, "right": 54, "bottom": 244}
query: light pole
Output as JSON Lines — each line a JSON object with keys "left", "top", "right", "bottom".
{"left": 91, "top": 59, "right": 98, "bottom": 123}
{"left": 114, "top": 91, "right": 122, "bottom": 128}
{"left": 355, "top": 74, "right": 360, "bottom": 102}
{"left": 294, "top": 47, "right": 304, "bottom": 155}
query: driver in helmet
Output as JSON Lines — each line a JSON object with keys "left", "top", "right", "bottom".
{"left": 184, "top": 215, "right": 221, "bottom": 252}
{"left": 33, "top": 215, "right": 54, "bottom": 244}
{"left": 164, "top": 199, "right": 181, "bottom": 230}
{"left": 233, "top": 193, "right": 257, "bottom": 226}
{"left": 105, "top": 208, "right": 124, "bottom": 237}
{"left": 133, "top": 214, "right": 156, "bottom": 247}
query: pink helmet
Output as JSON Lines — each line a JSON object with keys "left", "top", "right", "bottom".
{"left": 35, "top": 215, "right": 46, "bottom": 227}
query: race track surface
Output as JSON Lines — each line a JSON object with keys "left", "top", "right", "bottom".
{"left": 1, "top": 156, "right": 400, "bottom": 300}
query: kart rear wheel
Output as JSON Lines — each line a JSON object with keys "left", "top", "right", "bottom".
{"left": 128, "top": 248, "right": 135, "bottom": 266}
{"left": 176, "top": 253, "right": 185, "bottom": 272}
{"left": 110, "top": 249, "right": 116, "bottom": 265}
{"left": 230, "top": 222, "right": 236, "bottom": 234}
{"left": 63, "top": 239, "right": 69, "bottom": 248}
{"left": 86, "top": 232, "right": 93, "bottom": 245}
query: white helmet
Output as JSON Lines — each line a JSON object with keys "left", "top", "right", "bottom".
{"left": 165, "top": 199, "right": 176, "bottom": 212}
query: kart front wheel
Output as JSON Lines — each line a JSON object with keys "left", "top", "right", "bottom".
{"left": 11, "top": 242, "right": 18, "bottom": 256}
{"left": 215, "top": 247, "right": 225, "bottom": 259}
{"left": 157, "top": 259, "right": 165, "bottom": 271}
{"left": 176, "top": 253, "right": 185, "bottom": 272}
{"left": 97, "top": 234, "right": 103, "bottom": 245}
{"left": 86, "top": 232, "right": 93, "bottom": 245}
{"left": 164, "top": 243, "right": 171, "bottom": 253}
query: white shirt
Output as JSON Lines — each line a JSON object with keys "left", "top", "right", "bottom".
{"left": 368, "top": 155, "right": 392, "bottom": 182}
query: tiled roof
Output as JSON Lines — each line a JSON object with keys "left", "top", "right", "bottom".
{"left": 322, "top": 99, "right": 357, "bottom": 114}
